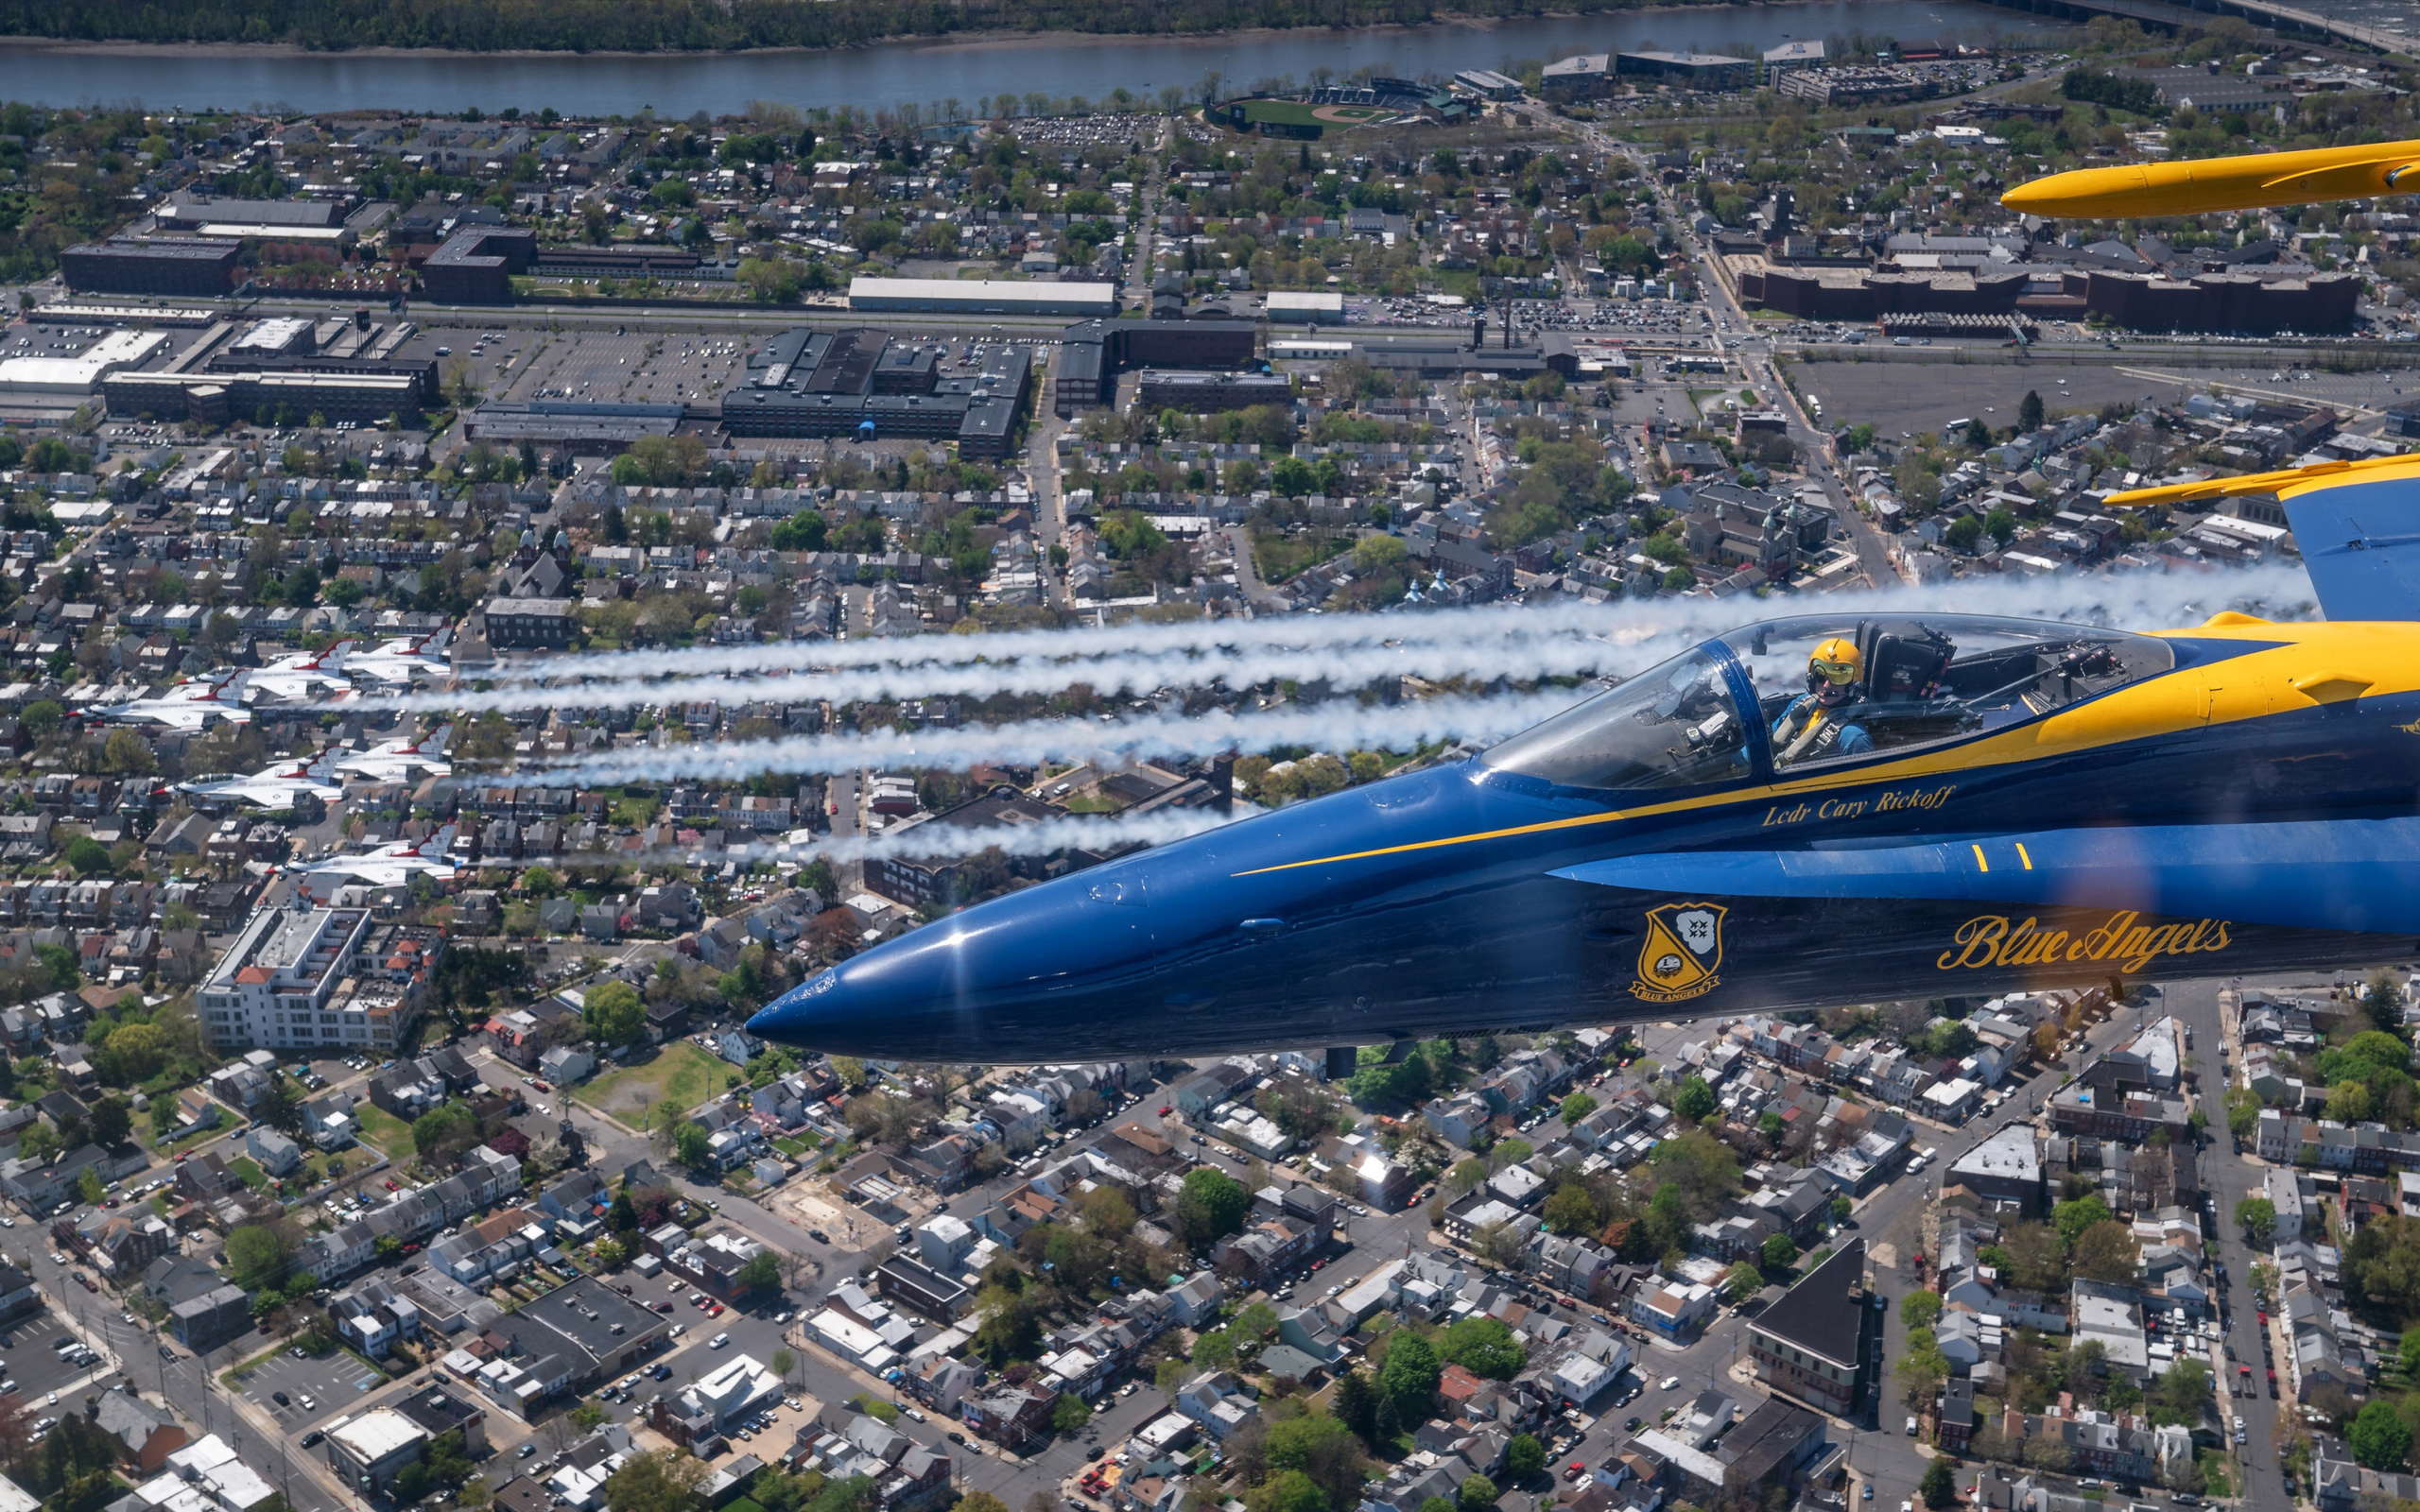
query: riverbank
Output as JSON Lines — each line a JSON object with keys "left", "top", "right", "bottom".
{"left": 0, "top": 1, "right": 1877, "bottom": 60}
{"left": 0, "top": 0, "right": 2052, "bottom": 115}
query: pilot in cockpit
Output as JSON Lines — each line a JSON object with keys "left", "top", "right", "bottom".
{"left": 1771, "top": 637, "right": 1875, "bottom": 765}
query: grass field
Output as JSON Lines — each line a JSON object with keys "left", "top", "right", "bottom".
{"left": 1234, "top": 98, "right": 1392, "bottom": 131}
{"left": 574, "top": 1041, "right": 731, "bottom": 1126}
{"left": 354, "top": 1104, "right": 417, "bottom": 1160}
{"left": 1236, "top": 98, "right": 1326, "bottom": 127}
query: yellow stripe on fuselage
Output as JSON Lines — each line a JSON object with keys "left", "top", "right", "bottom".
{"left": 1231, "top": 620, "right": 2420, "bottom": 877}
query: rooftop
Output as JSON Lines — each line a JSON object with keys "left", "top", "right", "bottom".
{"left": 1751, "top": 1238, "right": 1867, "bottom": 1367}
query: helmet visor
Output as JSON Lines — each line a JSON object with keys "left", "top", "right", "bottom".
{"left": 1810, "top": 658, "right": 1860, "bottom": 686}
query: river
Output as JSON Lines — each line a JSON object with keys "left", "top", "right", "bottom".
{"left": 0, "top": 0, "right": 2045, "bottom": 118}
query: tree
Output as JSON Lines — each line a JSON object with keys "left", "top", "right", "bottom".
{"left": 953, "top": 1497, "right": 1010, "bottom": 1512}
{"left": 1380, "top": 1332, "right": 1442, "bottom": 1418}
{"left": 63, "top": 836, "right": 110, "bottom": 876}
{"left": 75, "top": 1168, "right": 103, "bottom": 1207}
{"left": 2051, "top": 1194, "right": 2113, "bottom": 1246}
{"left": 1250, "top": 1471, "right": 1325, "bottom": 1512}
{"left": 100, "top": 730, "right": 155, "bottom": 776}
{"left": 1504, "top": 1435, "right": 1545, "bottom": 1482}
{"left": 1673, "top": 1075, "right": 1717, "bottom": 1123}
{"left": 1176, "top": 1166, "right": 1248, "bottom": 1245}
{"left": 1902, "top": 1291, "right": 1943, "bottom": 1329}
{"left": 1052, "top": 1394, "right": 1090, "bottom": 1434}
{"left": 1333, "top": 1369, "right": 1380, "bottom": 1445}
{"left": 1832, "top": 1194, "right": 1854, "bottom": 1223}
{"left": 1560, "top": 1091, "right": 1597, "bottom": 1125}
{"left": 226, "top": 1225, "right": 289, "bottom": 1291}
{"left": 736, "top": 1250, "right": 783, "bottom": 1296}
{"left": 1920, "top": 1456, "right": 1958, "bottom": 1510}
{"left": 584, "top": 980, "right": 648, "bottom": 1048}
{"left": 673, "top": 1121, "right": 714, "bottom": 1168}
{"left": 1539, "top": 1183, "right": 1601, "bottom": 1236}
{"left": 609, "top": 1188, "right": 640, "bottom": 1231}
{"left": 1896, "top": 1326, "right": 1950, "bottom": 1409}
{"left": 86, "top": 1098, "right": 130, "bottom": 1148}
{"left": 604, "top": 1451, "right": 710, "bottom": 1512}
{"left": 2072, "top": 1220, "right": 2141, "bottom": 1284}
{"left": 1457, "top": 1476, "right": 1497, "bottom": 1512}
{"left": 2018, "top": 389, "right": 2046, "bottom": 432}
{"left": 1760, "top": 1232, "right": 1798, "bottom": 1271}
{"left": 2351, "top": 1400, "right": 2413, "bottom": 1470}
{"left": 2150, "top": 1358, "right": 2212, "bottom": 1427}
{"left": 1439, "top": 1317, "right": 1527, "bottom": 1379}
{"left": 412, "top": 1102, "right": 481, "bottom": 1164}
{"left": 1724, "top": 1261, "right": 1762, "bottom": 1303}
{"left": 1470, "top": 1219, "right": 1524, "bottom": 1270}
{"left": 2236, "top": 1196, "right": 2277, "bottom": 1246}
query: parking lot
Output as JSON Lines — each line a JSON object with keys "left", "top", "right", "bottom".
{"left": 501, "top": 329, "right": 746, "bottom": 406}
{"left": 0, "top": 1310, "right": 123, "bottom": 1408}
{"left": 230, "top": 1342, "right": 389, "bottom": 1431}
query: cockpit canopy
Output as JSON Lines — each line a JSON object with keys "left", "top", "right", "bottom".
{"left": 1482, "top": 613, "right": 2177, "bottom": 794}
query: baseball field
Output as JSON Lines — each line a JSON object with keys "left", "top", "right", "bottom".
{"left": 1234, "top": 97, "right": 1392, "bottom": 129}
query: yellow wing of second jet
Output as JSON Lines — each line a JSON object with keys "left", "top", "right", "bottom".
{"left": 2002, "top": 139, "right": 2420, "bottom": 218}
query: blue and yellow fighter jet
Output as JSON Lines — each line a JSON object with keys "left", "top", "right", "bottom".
{"left": 745, "top": 148, "right": 2420, "bottom": 1064}
{"left": 748, "top": 467, "right": 2420, "bottom": 1064}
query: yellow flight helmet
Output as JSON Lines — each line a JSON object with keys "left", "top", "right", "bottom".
{"left": 1809, "top": 637, "right": 1863, "bottom": 687}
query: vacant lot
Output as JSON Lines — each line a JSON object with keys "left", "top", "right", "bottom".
{"left": 1790, "top": 357, "right": 2203, "bottom": 439}
{"left": 575, "top": 1041, "right": 732, "bottom": 1126}
{"left": 354, "top": 1104, "right": 417, "bottom": 1160}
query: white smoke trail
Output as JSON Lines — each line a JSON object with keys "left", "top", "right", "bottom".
{"left": 457, "top": 598, "right": 1547, "bottom": 686}
{"left": 381, "top": 562, "right": 2319, "bottom": 720}
{"left": 532, "top": 808, "right": 1248, "bottom": 868}
{"left": 500, "top": 692, "right": 1574, "bottom": 786}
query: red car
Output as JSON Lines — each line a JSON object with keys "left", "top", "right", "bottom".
{"left": 386, "top": 1178, "right": 401, "bottom": 1191}
{"left": 708, "top": 1304, "right": 725, "bottom": 1317}
{"left": 1158, "top": 1106, "right": 1172, "bottom": 1116}
{"left": 533, "top": 1080, "right": 551, "bottom": 1092}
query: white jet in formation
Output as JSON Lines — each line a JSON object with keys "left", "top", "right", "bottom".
{"left": 246, "top": 641, "right": 357, "bottom": 707}
{"left": 332, "top": 723, "right": 454, "bottom": 783}
{"left": 343, "top": 629, "right": 453, "bottom": 688}
{"left": 83, "top": 671, "right": 253, "bottom": 731}
{"left": 176, "top": 749, "right": 346, "bottom": 810}
{"left": 290, "top": 824, "right": 460, "bottom": 902}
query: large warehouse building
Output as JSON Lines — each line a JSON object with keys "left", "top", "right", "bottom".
{"left": 1736, "top": 259, "right": 2360, "bottom": 332}
{"left": 718, "top": 327, "right": 1033, "bottom": 459}
{"left": 423, "top": 228, "right": 538, "bottom": 303}
{"left": 848, "top": 277, "right": 1117, "bottom": 318}
{"left": 156, "top": 194, "right": 354, "bottom": 245}
{"left": 0, "top": 329, "right": 171, "bottom": 414}
{"left": 1054, "top": 318, "right": 1259, "bottom": 415}
{"left": 60, "top": 239, "right": 241, "bottom": 298}
{"left": 103, "top": 368, "right": 426, "bottom": 426}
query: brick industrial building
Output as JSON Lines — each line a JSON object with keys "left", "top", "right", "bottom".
{"left": 60, "top": 239, "right": 241, "bottom": 298}
{"left": 1736, "top": 259, "right": 2359, "bottom": 331}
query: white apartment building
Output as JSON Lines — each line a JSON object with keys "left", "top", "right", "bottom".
{"left": 199, "top": 904, "right": 408, "bottom": 1052}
